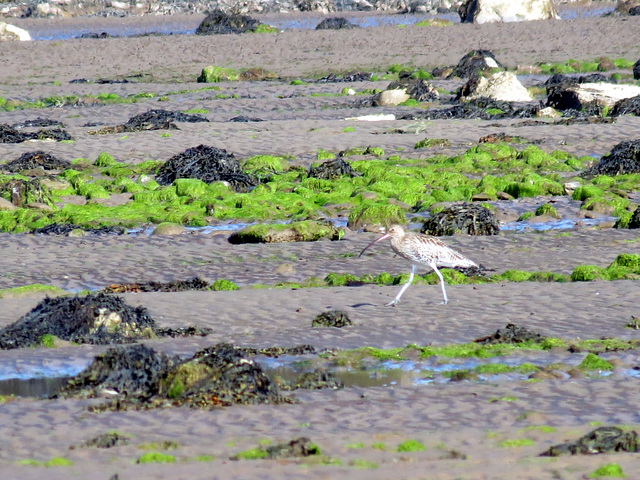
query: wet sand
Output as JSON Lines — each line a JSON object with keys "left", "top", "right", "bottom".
{"left": 1, "top": 6, "right": 640, "bottom": 479}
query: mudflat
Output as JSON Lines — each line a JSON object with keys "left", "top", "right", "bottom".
{"left": 0, "top": 5, "right": 640, "bottom": 479}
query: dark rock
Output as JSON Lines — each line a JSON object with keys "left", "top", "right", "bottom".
{"left": 12, "top": 118, "right": 64, "bottom": 128}
{"left": 582, "top": 140, "right": 640, "bottom": 177}
{"left": 387, "top": 78, "right": 439, "bottom": 102}
{"left": 79, "top": 32, "right": 112, "bottom": 39}
{"left": 449, "top": 50, "right": 505, "bottom": 79}
{"left": 57, "top": 344, "right": 178, "bottom": 399}
{"left": 32, "top": 223, "right": 125, "bottom": 235}
{"left": 228, "top": 115, "right": 264, "bottom": 122}
{"left": 308, "top": 157, "right": 359, "bottom": 179}
{"left": 311, "top": 310, "right": 352, "bottom": 328}
{"left": 72, "top": 432, "right": 131, "bottom": 449}
{"left": 421, "top": 203, "right": 499, "bottom": 236}
{"left": 4, "top": 151, "right": 70, "bottom": 172}
{"left": 196, "top": 9, "right": 261, "bottom": 35}
{"left": 634, "top": 59, "right": 640, "bottom": 80}
{"left": 628, "top": 206, "right": 640, "bottom": 228}
{"left": 103, "top": 277, "right": 211, "bottom": 293}
{"left": 0, "top": 293, "right": 157, "bottom": 349}
{"left": 474, "top": 323, "right": 545, "bottom": 345}
{"left": 397, "top": 98, "right": 539, "bottom": 121}
{"left": 610, "top": 95, "right": 640, "bottom": 116}
{"left": 540, "top": 426, "right": 639, "bottom": 456}
{"left": 127, "top": 109, "right": 208, "bottom": 125}
{"left": 316, "top": 71, "right": 373, "bottom": 83}
{"left": 630, "top": 5, "right": 640, "bottom": 15}
{"left": 156, "top": 144, "right": 257, "bottom": 192}
{"left": 315, "top": 17, "right": 359, "bottom": 29}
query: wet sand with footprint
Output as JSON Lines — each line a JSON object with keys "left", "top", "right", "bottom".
{"left": 0, "top": 4, "right": 640, "bottom": 478}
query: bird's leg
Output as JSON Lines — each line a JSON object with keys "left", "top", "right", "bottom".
{"left": 386, "top": 264, "right": 415, "bottom": 306}
{"left": 430, "top": 262, "right": 448, "bottom": 305}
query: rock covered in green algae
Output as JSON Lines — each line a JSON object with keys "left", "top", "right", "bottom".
{"left": 307, "top": 157, "right": 359, "bottom": 180}
{"left": 311, "top": 310, "right": 352, "bottom": 328}
{"left": 228, "top": 220, "right": 343, "bottom": 244}
{"left": 0, "top": 292, "right": 157, "bottom": 349}
{"left": 540, "top": 426, "right": 639, "bottom": 456}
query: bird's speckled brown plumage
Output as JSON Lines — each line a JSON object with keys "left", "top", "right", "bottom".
{"left": 359, "top": 225, "right": 477, "bottom": 306}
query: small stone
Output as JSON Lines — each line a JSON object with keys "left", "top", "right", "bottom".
{"left": 152, "top": 223, "right": 186, "bottom": 236}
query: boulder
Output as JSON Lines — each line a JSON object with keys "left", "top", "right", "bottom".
{"left": 459, "top": 0, "right": 559, "bottom": 23}
{"left": 611, "top": 95, "right": 640, "bottom": 116}
{"left": 450, "top": 50, "right": 505, "bottom": 79}
{"left": 387, "top": 78, "right": 439, "bottom": 101}
{"left": 196, "top": 9, "right": 261, "bottom": 35}
{"left": 373, "top": 89, "right": 411, "bottom": 106}
{"left": 582, "top": 140, "right": 640, "bottom": 178}
{"left": 547, "top": 82, "right": 640, "bottom": 112}
{"left": 0, "top": 22, "right": 31, "bottom": 41}
{"left": 421, "top": 203, "right": 500, "bottom": 236}
{"left": 458, "top": 71, "right": 533, "bottom": 102}
{"left": 315, "top": 17, "right": 359, "bottom": 29}
{"left": 634, "top": 59, "right": 640, "bottom": 80}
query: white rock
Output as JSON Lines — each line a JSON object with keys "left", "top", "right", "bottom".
{"left": 373, "top": 89, "right": 411, "bottom": 106}
{"left": 344, "top": 114, "right": 397, "bottom": 121}
{"left": 566, "top": 82, "right": 640, "bottom": 109}
{"left": 460, "top": 0, "right": 559, "bottom": 24}
{"left": 461, "top": 71, "right": 533, "bottom": 102}
{"left": 0, "top": 22, "right": 31, "bottom": 41}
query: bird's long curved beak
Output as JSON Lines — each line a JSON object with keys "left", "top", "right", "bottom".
{"left": 358, "top": 232, "right": 390, "bottom": 257}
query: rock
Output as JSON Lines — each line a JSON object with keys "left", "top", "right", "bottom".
{"left": 387, "top": 78, "right": 439, "bottom": 101}
{"left": 308, "top": 157, "right": 359, "bottom": 179}
{"left": 597, "top": 57, "right": 616, "bottom": 72}
{"left": 450, "top": 50, "right": 505, "bottom": 79}
{"left": 0, "top": 198, "right": 17, "bottom": 211}
{"left": 458, "top": 71, "right": 533, "bottom": 102}
{"left": 228, "top": 221, "right": 343, "bottom": 244}
{"left": 611, "top": 95, "right": 640, "bottom": 116}
{"left": 459, "top": 0, "right": 559, "bottom": 23}
{"left": 474, "top": 323, "right": 545, "bottom": 344}
{"left": 537, "top": 106, "right": 562, "bottom": 118}
{"left": 421, "top": 203, "right": 500, "bottom": 236}
{"left": 563, "top": 181, "right": 582, "bottom": 195}
{"left": 540, "top": 426, "right": 639, "bottom": 456}
{"left": 0, "top": 22, "right": 31, "bottom": 41}
{"left": 373, "top": 89, "right": 410, "bottom": 106}
{"left": 634, "top": 59, "right": 640, "bottom": 80}
{"left": 151, "top": 222, "right": 186, "bottom": 236}
{"left": 627, "top": 206, "right": 640, "bottom": 228}
{"left": 547, "top": 82, "right": 640, "bottom": 112}
{"left": 196, "top": 9, "right": 261, "bottom": 34}
{"left": 582, "top": 140, "right": 640, "bottom": 177}
{"left": 315, "top": 17, "right": 359, "bottom": 29}
{"left": 311, "top": 310, "right": 352, "bottom": 327}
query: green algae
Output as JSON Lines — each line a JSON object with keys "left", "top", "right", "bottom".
{"left": 210, "top": 279, "right": 239, "bottom": 291}
{"left": 197, "top": 66, "right": 240, "bottom": 83}
{"left": 233, "top": 448, "right": 269, "bottom": 460}
{"left": 350, "top": 459, "right": 379, "bottom": 469}
{"left": 589, "top": 463, "right": 626, "bottom": 478}
{"left": 535, "top": 203, "right": 560, "bottom": 218}
{"left": 18, "top": 457, "right": 74, "bottom": 467}
{"left": 136, "top": 452, "right": 176, "bottom": 464}
{"left": 397, "top": 439, "right": 425, "bottom": 452}
{"left": 579, "top": 353, "right": 614, "bottom": 371}
{"left": 499, "top": 438, "right": 534, "bottom": 448}
{"left": 0, "top": 284, "right": 64, "bottom": 299}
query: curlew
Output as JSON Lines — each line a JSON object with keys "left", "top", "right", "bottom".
{"left": 359, "top": 224, "right": 478, "bottom": 306}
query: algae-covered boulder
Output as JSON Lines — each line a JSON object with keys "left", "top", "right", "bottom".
{"left": 195, "top": 10, "right": 261, "bottom": 35}
{"left": 582, "top": 140, "right": 640, "bottom": 177}
{"left": 0, "top": 177, "right": 53, "bottom": 207}
{"left": 57, "top": 344, "right": 177, "bottom": 399}
{"left": 421, "top": 203, "right": 499, "bottom": 236}
{"left": 540, "top": 426, "right": 639, "bottom": 456}
{"left": 228, "top": 221, "right": 343, "bottom": 244}
{"left": 308, "top": 158, "right": 359, "bottom": 180}
{"left": 4, "top": 151, "right": 70, "bottom": 172}
{"left": 0, "top": 293, "right": 157, "bottom": 349}
{"left": 156, "top": 144, "right": 257, "bottom": 193}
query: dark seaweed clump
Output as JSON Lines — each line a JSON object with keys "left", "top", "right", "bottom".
{"left": 449, "top": 49, "right": 505, "bottom": 79}
{"left": 103, "top": 277, "right": 211, "bottom": 293}
{"left": 196, "top": 9, "right": 260, "bottom": 35}
{"left": 311, "top": 310, "right": 352, "bottom": 328}
{"left": 239, "top": 345, "right": 316, "bottom": 357}
{"left": 540, "top": 426, "right": 639, "bottom": 456}
{"left": 279, "top": 370, "right": 344, "bottom": 391}
{"left": 0, "top": 293, "right": 157, "bottom": 349}
{"left": 70, "top": 432, "right": 131, "bottom": 449}
{"left": 315, "top": 17, "right": 359, "bottom": 30}
{"left": 611, "top": 95, "right": 640, "bottom": 116}
{"left": 92, "top": 109, "right": 208, "bottom": 134}
{"left": 57, "top": 344, "right": 178, "bottom": 399}
{"left": 60, "top": 343, "right": 292, "bottom": 410}
{"left": 0, "top": 124, "right": 72, "bottom": 143}
{"left": 474, "top": 323, "right": 545, "bottom": 345}
{"left": 156, "top": 144, "right": 257, "bottom": 192}
{"left": 308, "top": 158, "right": 359, "bottom": 180}
{"left": 421, "top": 203, "right": 499, "bottom": 236}
{"left": 32, "top": 223, "right": 125, "bottom": 236}
{"left": 12, "top": 118, "right": 64, "bottom": 128}
{"left": 4, "top": 151, "right": 71, "bottom": 172}
{"left": 316, "top": 71, "right": 373, "bottom": 83}
{"left": 582, "top": 139, "right": 640, "bottom": 177}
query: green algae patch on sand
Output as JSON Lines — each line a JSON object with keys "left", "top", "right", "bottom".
{"left": 589, "top": 463, "right": 626, "bottom": 478}
{"left": 499, "top": 438, "right": 534, "bottom": 448}
{"left": 397, "top": 439, "right": 425, "bottom": 452}
{"left": 579, "top": 353, "right": 614, "bottom": 371}
{"left": 0, "top": 284, "right": 64, "bottom": 299}
{"left": 228, "top": 221, "right": 343, "bottom": 244}
{"left": 136, "top": 452, "right": 176, "bottom": 464}
{"left": 210, "top": 279, "right": 239, "bottom": 291}
{"left": 350, "top": 459, "right": 379, "bottom": 469}
{"left": 197, "top": 66, "right": 240, "bottom": 83}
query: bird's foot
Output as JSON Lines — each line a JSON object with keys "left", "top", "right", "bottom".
{"left": 385, "top": 299, "right": 399, "bottom": 307}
